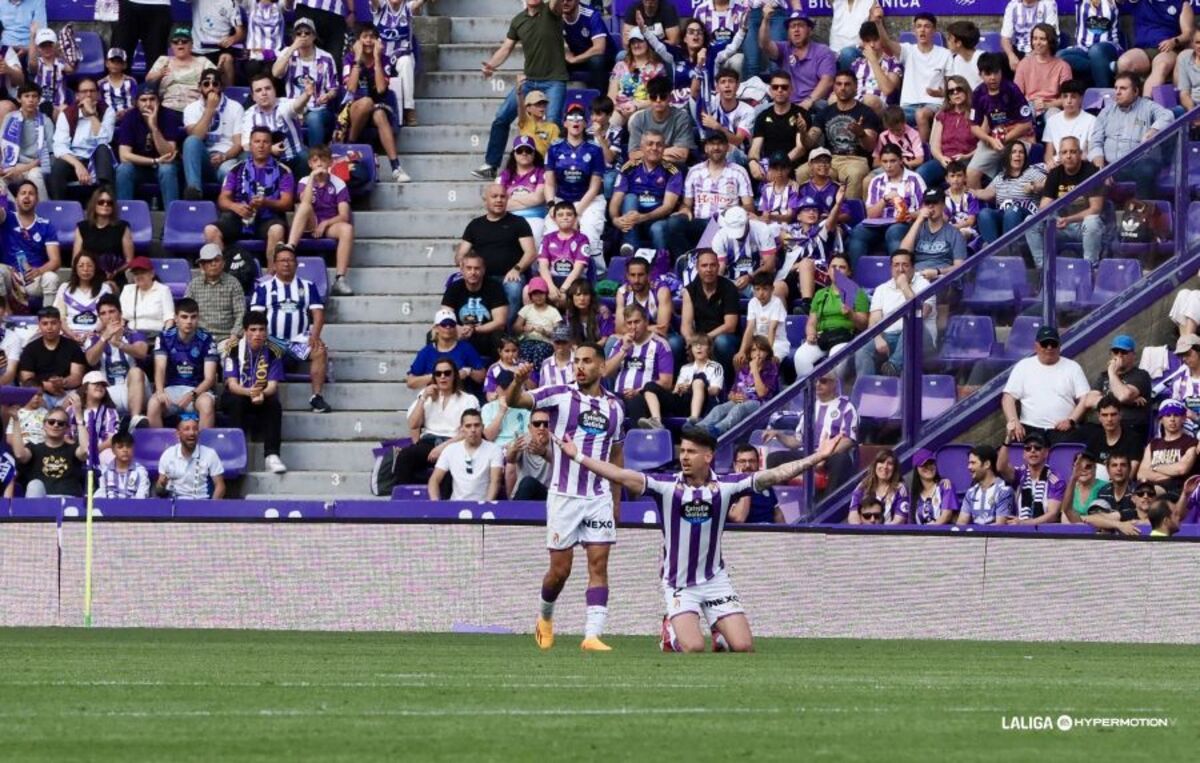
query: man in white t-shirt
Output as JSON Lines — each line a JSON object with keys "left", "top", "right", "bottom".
{"left": 156, "top": 416, "right": 226, "bottom": 499}
{"left": 946, "top": 20, "right": 984, "bottom": 91}
{"left": 429, "top": 409, "right": 503, "bottom": 501}
{"left": 1002, "top": 325, "right": 1091, "bottom": 446}
{"left": 880, "top": 12, "right": 953, "bottom": 141}
{"left": 853, "top": 249, "right": 935, "bottom": 378}
{"left": 1041, "top": 80, "right": 1094, "bottom": 169}
{"left": 181, "top": 71, "right": 245, "bottom": 199}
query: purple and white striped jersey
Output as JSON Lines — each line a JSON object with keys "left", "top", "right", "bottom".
{"left": 850, "top": 52, "right": 902, "bottom": 100}
{"left": 945, "top": 190, "right": 980, "bottom": 225}
{"left": 295, "top": 0, "right": 349, "bottom": 16}
{"left": 794, "top": 395, "right": 859, "bottom": 445}
{"left": 619, "top": 286, "right": 661, "bottom": 325}
{"left": 1073, "top": 0, "right": 1120, "bottom": 49}
{"left": 375, "top": 0, "right": 417, "bottom": 60}
{"left": 914, "top": 478, "right": 960, "bottom": 524}
{"left": 538, "top": 354, "right": 575, "bottom": 387}
{"left": 250, "top": 276, "right": 324, "bottom": 342}
{"left": 34, "top": 59, "right": 67, "bottom": 108}
{"left": 865, "top": 169, "right": 926, "bottom": 218}
{"left": 241, "top": 99, "right": 305, "bottom": 159}
{"left": 1001, "top": 0, "right": 1058, "bottom": 54}
{"left": 684, "top": 162, "right": 753, "bottom": 220}
{"left": 99, "top": 76, "right": 137, "bottom": 113}
{"left": 282, "top": 48, "right": 339, "bottom": 109}
{"left": 701, "top": 99, "right": 755, "bottom": 141}
{"left": 756, "top": 181, "right": 800, "bottom": 220}
{"left": 246, "top": 1, "right": 284, "bottom": 61}
{"left": 1170, "top": 371, "right": 1200, "bottom": 435}
{"left": 607, "top": 334, "right": 673, "bottom": 394}
{"left": 532, "top": 384, "right": 625, "bottom": 498}
{"left": 692, "top": 1, "right": 750, "bottom": 58}
{"left": 643, "top": 472, "right": 755, "bottom": 589}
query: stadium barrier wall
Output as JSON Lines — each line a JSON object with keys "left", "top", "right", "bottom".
{"left": 3, "top": 522, "right": 1197, "bottom": 642}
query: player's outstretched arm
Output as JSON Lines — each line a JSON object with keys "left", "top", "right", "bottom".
{"left": 505, "top": 363, "right": 537, "bottom": 410}
{"left": 752, "top": 435, "right": 844, "bottom": 492}
{"left": 555, "top": 433, "right": 646, "bottom": 497}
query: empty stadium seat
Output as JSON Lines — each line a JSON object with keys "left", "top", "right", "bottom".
{"left": 606, "top": 255, "right": 628, "bottom": 285}
{"left": 1087, "top": 259, "right": 1142, "bottom": 306}
{"left": 851, "top": 375, "right": 901, "bottom": 422}
{"left": 1083, "top": 88, "right": 1114, "bottom": 113}
{"left": 225, "top": 86, "right": 251, "bottom": 106}
{"left": 69, "top": 31, "right": 105, "bottom": 82}
{"left": 153, "top": 258, "right": 192, "bottom": 299}
{"left": 296, "top": 257, "right": 329, "bottom": 302}
{"left": 854, "top": 256, "right": 891, "bottom": 291}
{"left": 36, "top": 200, "right": 82, "bottom": 249}
{"left": 978, "top": 32, "right": 1003, "bottom": 52}
{"left": 199, "top": 428, "right": 248, "bottom": 478}
{"left": 162, "top": 201, "right": 217, "bottom": 257}
{"left": 624, "top": 430, "right": 674, "bottom": 472}
{"left": 1048, "top": 443, "right": 1084, "bottom": 478}
{"left": 940, "top": 315, "right": 996, "bottom": 364}
{"left": 935, "top": 444, "right": 973, "bottom": 495}
{"left": 1151, "top": 84, "right": 1179, "bottom": 110}
{"left": 785, "top": 315, "right": 807, "bottom": 349}
{"left": 133, "top": 428, "right": 177, "bottom": 474}
{"left": 961, "top": 256, "right": 1031, "bottom": 313}
{"left": 995, "top": 315, "right": 1044, "bottom": 360}
{"left": 564, "top": 87, "right": 600, "bottom": 120}
{"left": 921, "top": 375, "right": 957, "bottom": 421}
{"left": 841, "top": 198, "right": 866, "bottom": 227}
{"left": 118, "top": 200, "right": 153, "bottom": 254}
{"left": 1054, "top": 259, "right": 1093, "bottom": 311}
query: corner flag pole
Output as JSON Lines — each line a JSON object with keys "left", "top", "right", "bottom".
{"left": 83, "top": 414, "right": 99, "bottom": 627}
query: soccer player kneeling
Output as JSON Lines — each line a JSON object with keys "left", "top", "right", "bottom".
{"left": 557, "top": 428, "right": 842, "bottom": 653}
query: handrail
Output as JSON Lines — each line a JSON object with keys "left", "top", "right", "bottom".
{"left": 716, "top": 104, "right": 1200, "bottom": 521}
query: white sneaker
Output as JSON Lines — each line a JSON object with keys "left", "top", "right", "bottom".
{"left": 331, "top": 275, "right": 354, "bottom": 296}
{"left": 265, "top": 454, "right": 288, "bottom": 474}
{"left": 392, "top": 165, "right": 412, "bottom": 183}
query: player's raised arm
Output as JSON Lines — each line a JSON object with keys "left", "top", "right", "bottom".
{"left": 505, "top": 363, "right": 537, "bottom": 409}
{"left": 555, "top": 433, "right": 646, "bottom": 497}
{"left": 752, "top": 435, "right": 843, "bottom": 492}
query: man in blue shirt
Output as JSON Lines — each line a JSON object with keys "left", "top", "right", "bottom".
{"left": 148, "top": 298, "right": 219, "bottom": 429}
{"left": 545, "top": 102, "right": 606, "bottom": 271}
{"left": 0, "top": 179, "right": 60, "bottom": 308}
{"left": 607, "top": 130, "right": 683, "bottom": 251}
{"left": 560, "top": 0, "right": 608, "bottom": 92}
{"left": 0, "top": 0, "right": 46, "bottom": 51}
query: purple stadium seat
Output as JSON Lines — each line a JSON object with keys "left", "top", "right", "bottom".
{"left": 851, "top": 375, "right": 901, "bottom": 421}
{"left": 713, "top": 439, "right": 735, "bottom": 473}
{"left": 199, "top": 428, "right": 248, "bottom": 478}
{"left": 564, "top": 87, "right": 601, "bottom": 121}
{"left": 1083, "top": 88, "right": 1115, "bottom": 113}
{"left": 961, "top": 256, "right": 1030, "bottom": 313}
{"left": 623, "top": 429, "right": 674, "bottom": 472}
{"left": 978, "top": 32, "right": 1003, "bottom": 52}
{"left": 921, "top": 375, "right": 957, "bottom": 421}
{"left": 117, "top": 200, "right": 153, "bottom": 254}
{"left": 1087, "top": 258, "right": 1142, "bottom": 306}
{"left": 606, "top": 255, "right": 628, "bottom": 285}
{"left": 935, "top": 444, "right": 973, "bottom": 495}
{"left": 133, "top": 428, "right": 177, "bottom": 474}
{"left": 225, "top": 86, "right": 251, "bottom": 106}
{"left": 841, "top": 198, "right": 866, "bottom": 227}
{"left": 996, "top": 315, "right": 1043, "bottom": 360}
{"left": 1006, "top": 443, "right": 1025, "bottom": 470}
{"left": 1192, "top": 202, "right": 1200, "bottom": 243}
{"left": 162, "top": 200, "right": 217, "bottom": 257}
{"left": 153, "top": 258, "right": 192, "bottom": 299}
{"left": 1151, "top": 84, "right": 1179, "bottom": 110}
{"left": 940, "top": 315, "right": 995, "bottom": 364}
{"left": 296, "top": 257, "right": 329, "bottom": 302}
{"left": 296, "top": 236, "right": 337, "bottom": 255}
{"left": 36, "top": 200, "right": 82, "bottom": 249}
{"left": 854, "top": 256, "right": 891, "bottom": 291}
{"left": 1055, "top": 259, "right": 1092, "bottom": 310}
{"left": 391, "top": 485, "right": 428, "bottom": 501}
{"left": 1115, "top": 201, "right": 1172, "bottom": 259}
{"left": 68, "top": 31, "right": 105, "bottom": 83}
{"left": 1027, "top": 142, "right": 1045, "bottom": 165}
{"left": 785, "top": 315, "right": 807, "bottom": 349}
{"left": 1048, "top": 443, "right": 1084, "bottom": 478}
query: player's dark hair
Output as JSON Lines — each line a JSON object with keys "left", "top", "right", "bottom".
{"left": 680, "top": 427, "right": 717, "bottom": 452}
{"left": 945, "top": 20, "right": 979, "bottom": 49}
{"left": 175, "top": 298, "right": 199, "bottom": 316}
{"left": 575, "top": 341, "right": 604, "bottom": 361}
{"left": 460, "top": 408, "right": 482, "bottom": 424}
{"left": 1097, "top": 394, "right": 1121, "bottom": 413}
{"left": 977, "top": 52, "right": 1006, "bottom": 76}
{"left": 243, "top": 311, "right": 268, "bottom": 329}
{"left": 590, "top": 94, "right": 614, "bottom": 116}
{"left": 969, "top": 445, "right": 997, "bottom": 473}
{"left": 751, "top": 271, "right": 774, "bottom": 290}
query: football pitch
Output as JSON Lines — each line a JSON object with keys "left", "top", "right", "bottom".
{"left": 0, "top": 628, "right": 1192, "bottom": 762}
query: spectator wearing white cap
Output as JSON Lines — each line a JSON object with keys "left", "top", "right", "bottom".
{"left": 49, "top": 78, "right": 116, "bottom": 200}
{"left": 181, "top": 70, "right": 244, "bottom": 200}
{"left": 99, "top": 48, "right": 137, "bottom": 120}
{"left": 186, "top": 243, "right": 246, "bottom": 351}
{"left": 272, "top": 17, "right": 340, "bottom": 146}
{"left": 1171, "top": 334, "right": 1200, "bottom": 436}
{"left": 28, "top": 27, "right": 71, "bottom": 121}
{"left": 1137, "top": 399, "right": 1197, "bottom": 495}
{"left": 705, "top": 206, "right": 777, "bottom": 297}
{"left": 222, "top": 311, "right": 287, "bottom": 474}
{"left": 287, "top": 144, "right": 356, "bottom": 296}
{"left": 406, "top": 307, "right": 486, "bottom": 390}
{"left": 191, "top": 0, "right": 245, "bottom": 86}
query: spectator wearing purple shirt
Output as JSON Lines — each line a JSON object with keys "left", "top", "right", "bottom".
{"left": 910, "top": 448, "right": 959, "bottom": 525}
{"left": 560, "top": 0, "right": 608, "bottom": 92}
{"left": 846, "top": 144, "right": 925, "bottom": 263}
{"left": 288, "top": 144, "right": 355, "bottom": 296}
{"left": 603, "top": 304, "right": 674, "bottom": 413}
{"left": 847, "top": 448, "right": 910, "bottom": 524}
{"left": 694, "top": 334, "right": 779, "bottom": 437}
{"left": 967, "top": 53, "right": 1034, "bottom": 189}
{"left": 221, "top": 311, "right": 287, "bottom": 474}
{"left": 607, "top": 130, "right": 683, "bottom": 252}
{"left": 115, "top": 89, "right": 182, "bottom": 209}
{"left": 998, "top": 430, "right": 1066, "bottom": 524}
{"left": 207, "top": 126, "right": 296, "bottom": 268}
{"left": 759, "top": 8, "right": 835, "bottom": 110}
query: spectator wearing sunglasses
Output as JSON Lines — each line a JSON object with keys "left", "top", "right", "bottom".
{"left": 997, "top": 431, "right": 1064, "bottom": 525}
{"left": 854, "top": 495, "right": 884, "bottom": 524}
{"left": 428, "top": 409, "right": 503, "bottom": 501}
{"left": 391, "top": 358, "right": 478, "bottom": 488}
{"left": 8, "top": 406, "right": 87, "bottom": 498}
{"left": 181, "top": 71, "right": 245, "bottom": 199}
{"left": 506, "top": 409, "right": 553, "bottom": 500}
{"left": 1001, "top": 325, "right": 1090, "bottom": 447}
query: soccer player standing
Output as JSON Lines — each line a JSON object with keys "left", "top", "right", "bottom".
{"left": 558, "top": 427, "right": 841, "bottom": 653}
{"left": 507, "top": 343, "right": 624, "bottom": 652}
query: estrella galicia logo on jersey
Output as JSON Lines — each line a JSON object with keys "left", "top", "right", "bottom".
{"left": 578, "top": 409, "right": 609, "bottom": 435}
{"left": 681, "top": 499, "right": 713, "bottom": 525}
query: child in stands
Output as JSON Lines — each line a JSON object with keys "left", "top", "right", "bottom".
{"left": 755, "top": 151, "right": 800, "bottom": 236}
{"left": 737, "top": 272, "right": 789, "bottom": 366}
{"left": 93, "top": 430, "right": 151, "bottom": 498}
{"left": 774, "top": 187, "right": 846, "bottom": 313}
{"left": 514, "top": 278, "right": 563, "bottom": 370}
{"left": 943, "top": 160, "right": 979, "bottom": 244}
{"left": 27, "top": 26, "right": 72, "bottom": 121}
{"left": 638, "top": 333, "right": 724, "bottom": 430}
{"left": 483, "top": 336, "right": 522, "bottom": 402}
{"left": 99, "top": 48, "right": 137, "bottom": 121}
{"left": 694, "top": 335, "right": 779, "bottom": 437}
{"left": 535, "top": 201, "right": 590, "bottom": 307}
{"left": 873, "top": 105, "right": 925, "bottom": 171}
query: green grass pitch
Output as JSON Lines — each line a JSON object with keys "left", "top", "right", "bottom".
{"left": 0, "top": 628, "right": 1193, "bottom": 761}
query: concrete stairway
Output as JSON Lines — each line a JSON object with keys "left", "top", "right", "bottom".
{"left": 240, "top": 0, "right": 512, "bottom": 499}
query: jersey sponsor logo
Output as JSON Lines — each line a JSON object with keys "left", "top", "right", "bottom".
{"left": 702, "top": 594, "right": 740, "bottom": 608}
{"left": 581, "top": 518, "right": 614, "bottom": 529}
{"left": 578, "top": 409, "right": 609, "bottom": 435}
{"left": 681, "top": 498, "right": 713, "bottom": 525}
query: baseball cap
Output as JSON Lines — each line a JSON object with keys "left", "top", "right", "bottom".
{"left": 767, "top": 150, "right": 792, "bottom": 168}
{"left": 35, "top": 28, "right": 57, "bottom": 46}
{"left": 1023, "top": 431, "right": 1049, "bottom": 447}
{"left": 511, "top": 135, "right": 536, "bottom": 152}
{"left": 808, "top": 147, "right": 832, "bottom": 162}
{"left": 1159, "top": 398, "right": 1187, "bottom": 417}
{"left": 127, "top": 256, "right": 154, "bottom": 273}
{"left": 797, "top": 196, "right": 821, "bottom": 211}
{"left": 912, "top": 448, "right": 937, "bottom": 468}
{"left": 1035, "top": 325, "right": 1060, "bottom": 344}
{"left": 1110, "top": 334, "right": 1136, "bottom": 352}
{"left": 1087, "top": 497, "right": 1114, "bottom": 514}
{"left": 1175, "top": 334, "right": 1200, "bottom": 354}
{"left": 528, "top": 276, "right": 550, "bottom": 294}
{"left": 720, "top": 206, "right": 748, "bottom": 238}
{"left": 82, "top": 370, "right": 108, "bottom": 386}
{"left": 106, "top": 47, "right": 127, "bottom": 61}
{"left": 433, "top": 307, "right": 458, "bottom": 327}
{"left": 922, "top": 187, "right": 946, "bottom": 205}
{"left": 551, "top": 322, "right": 572, "bottom": 342}
{"left": 197, "top": 243, "right": 223, "bottom": 262}
{"left": 564, "top": 103, "right": 586, "bottom": 119}
{"left": 523, "top": 90, "right": 549, "bottom": 106}
{"left": 169, "top": 26, "right": 193, "bottom": 41}
{"left": 627, "top": 27, "right": 646, "bottom": 41}
{"left": 787, "top": 11, "right": 816, "bottom": 27}
{"left": 1132, "top": 481, "right": 1158, "bottom": 497}
{"left": 293, "top": 17, "right": 316, "bottom": 31}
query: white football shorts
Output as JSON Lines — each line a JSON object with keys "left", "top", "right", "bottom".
{"left": 546, "top": 491, "right": 616, "bottom": 550}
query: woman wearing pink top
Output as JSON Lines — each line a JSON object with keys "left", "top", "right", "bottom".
{"left": 1014, "top": 24, "right": 1072, "bottom": 122}
{"left": 918, "top": 75, "right": 976, "bottom": 188}
{"left": 497, "top": 135, "right": 548, "bottom": 250}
